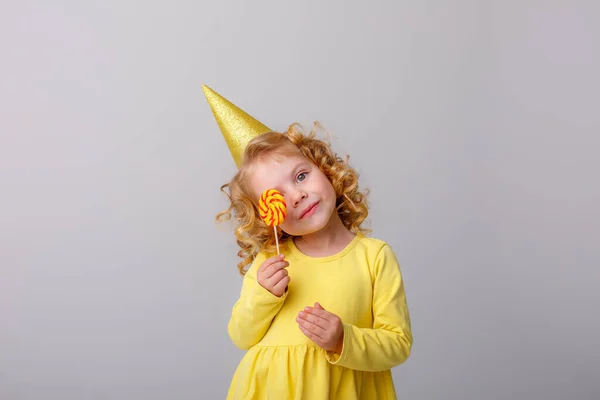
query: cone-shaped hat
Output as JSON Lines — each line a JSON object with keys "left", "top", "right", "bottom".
{"left": 202, "top": 85, "right": 272, "bottom": 168}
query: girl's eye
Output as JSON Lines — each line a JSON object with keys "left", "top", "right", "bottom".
{"left": 296, "top": 172, "right": 307, "bottom": 182}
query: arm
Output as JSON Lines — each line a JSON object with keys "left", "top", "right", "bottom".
{"left": 227, "top": 252, "right": 288, "bottom": 350}
{"left": 326, "top": 244, "right": 413, "bottom": 371}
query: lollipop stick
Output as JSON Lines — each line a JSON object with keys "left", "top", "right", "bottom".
{"left": 274, "top": 226, "right": 280, "bottom": 255}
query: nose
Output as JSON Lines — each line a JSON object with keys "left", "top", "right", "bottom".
{"left": 286, "top": 188, "right": 307, "bottom": 208}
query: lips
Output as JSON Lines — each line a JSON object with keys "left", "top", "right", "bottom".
{"left": 299, "top": 201, "right": 319, "bottom": 219}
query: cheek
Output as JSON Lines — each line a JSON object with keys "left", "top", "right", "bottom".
{"left": 279, "top": 220, "right": 293, "bottom": 232}
{"left": 279, "top": 219, "right": 304, "bottom": 236}
{"left": 324, "top": 180, "right": 337, "bottom": 201}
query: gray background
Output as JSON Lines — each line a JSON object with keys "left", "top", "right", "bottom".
{"left": 1, "top": 1, "right": 599, "bottom": 399}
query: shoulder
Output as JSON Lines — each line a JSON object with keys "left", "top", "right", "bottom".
{"left": 354, "top": 236, "right": 395, "bottom": 257}
{"left": 354, "top": 236, "right": 401, "bottom": 275}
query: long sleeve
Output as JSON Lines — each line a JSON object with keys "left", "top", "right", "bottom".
{"left": 326, "top": 243, "right": 413, "bottom": 371}
{"left": 228, "top": 252, "right": 288, "bottom": 350}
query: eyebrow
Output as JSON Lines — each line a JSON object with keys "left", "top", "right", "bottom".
{"left": 291, "top": 161, "right": 309, "bottom": 178}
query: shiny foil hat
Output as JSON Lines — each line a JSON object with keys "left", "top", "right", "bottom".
{"left": 202, "top": 85, "right": 272, "bottom": 168}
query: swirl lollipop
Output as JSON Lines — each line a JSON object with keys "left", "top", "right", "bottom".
{"left": 259, "top": 189, "right": 287, "bottom": 254}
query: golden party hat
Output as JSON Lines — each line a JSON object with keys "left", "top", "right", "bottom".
{"left": 202, "top": 85, "right": 272, "bottom": 168}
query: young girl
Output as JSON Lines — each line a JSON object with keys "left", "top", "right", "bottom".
{"left": 217, "top": 124, "right": 412, "bottom": 399}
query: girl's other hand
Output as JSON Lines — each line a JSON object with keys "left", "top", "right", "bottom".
{"left": 297, "top": 302, "right": 344, "bottom": 354}
{"left": 257, "top": 254, "right": 290, "bottom": 297}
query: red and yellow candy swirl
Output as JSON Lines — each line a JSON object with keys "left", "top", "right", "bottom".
{"left": 259, "top": 189, "right": 287, "bottom": 227}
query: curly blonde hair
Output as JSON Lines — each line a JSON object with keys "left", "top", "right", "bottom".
{"left": 216, "top": 123, "right": 370, "bottom": 275}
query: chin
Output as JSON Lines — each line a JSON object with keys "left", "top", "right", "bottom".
{"left": 285, "top": 216, "right": 331, "bottom": 237}
{"left": 282, "top": 227, "right": 318, "bottom": 237}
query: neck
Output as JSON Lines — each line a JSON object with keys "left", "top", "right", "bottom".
{"left": 294, "top": 211, "right": 356, "bottom": 257}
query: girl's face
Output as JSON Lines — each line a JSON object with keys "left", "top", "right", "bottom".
{"left": 249, "top": 150, "right": 337, "bottom": 237}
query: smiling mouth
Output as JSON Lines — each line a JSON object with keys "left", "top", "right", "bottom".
{"left": 299, "top": 202, "right": 319, "bottom": 219}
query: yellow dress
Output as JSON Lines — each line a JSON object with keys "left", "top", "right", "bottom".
{"left": 227, "top": 236, "right": 412, "bottom": 399}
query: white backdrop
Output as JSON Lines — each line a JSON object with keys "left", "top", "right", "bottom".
{"left": 1, "top": 1, "right": 599, "bottom": 399}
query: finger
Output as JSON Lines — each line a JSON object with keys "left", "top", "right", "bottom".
{"left": 297, "top": 311, "right": 328, "bottom": 329}
{"left": 298, "top": 321, "right": 325, "bottom": 345}
{"left": 263, "top": 261, "right": 289, "bottom": 279}
{"left": 304, "top": 307, "right": 335, "bottom": 322}
{"left": 259, "top": 254, "right": 285, "bottom": 272}
{"left": 272, "top": 275, "right": 290, "bottom": 293}
{"left": 297, "top": 319, "right": 327, "bottom": 340}
{"left": 314, "top": 302, "right": 325, "bottom": 310}
{"left": 259, "top": 254, "right": 284, "bottom": 270}
{"left": 266, "top": 269, "right": 288, "bottom": 286}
